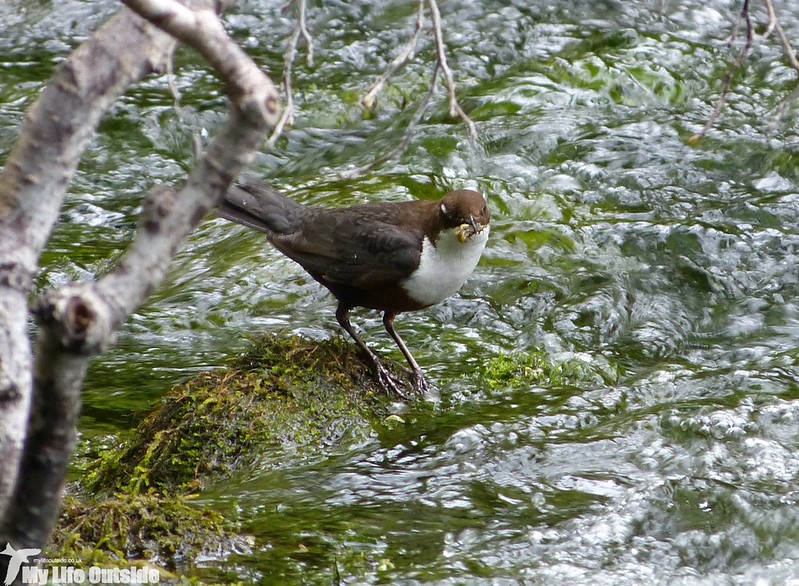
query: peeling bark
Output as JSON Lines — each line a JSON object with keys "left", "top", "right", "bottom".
{"left": 0, "top": 7, "right": 177, "bottom": 534}
{"left": 0, "top": 0, "right": 279, "bottom": 552}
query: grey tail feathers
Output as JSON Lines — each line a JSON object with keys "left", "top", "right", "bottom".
{"left": 217, "top": 181, "right": 304, "bottom": 235}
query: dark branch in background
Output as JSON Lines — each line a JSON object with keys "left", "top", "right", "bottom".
{"left": 689, "top": 0, "right": 753, "bottom": 145}
{"left": 363, "top": 0, "right": 478, "bottom": 146}
{"left": 362, "top": 0, "right": 425, "bottom": 109}
{"left": 427, "top": 0, "right": 477, "bottom": 144}
{"left": 762, "top": 0, "right": 799, "bottom": 122}
{"left": 267, "top": 0, "right": 314, "bottom": 148}
{"left": 690, "top": 0, "right": 799, "bottom": 144}
{"left": 0, "top": 0, "right": 279, "bottom": 550}
{"left": 271, "top": 0, "right": 476, "bottom": 165}
{"left": 340, "top": 68, "right": 440, "bottom": 180}
{"left": 341, "top": 0, "right": 479, "bottom": 179}
{"left": 339, "top": 0, "right": 434, "bottom": 179}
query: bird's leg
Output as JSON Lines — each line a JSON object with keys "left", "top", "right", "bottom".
{"left": 335, "top": 304, "right": 407, "bottom": 397}
{"left": 382, "top": 312, "right": 429, "bottom": 394}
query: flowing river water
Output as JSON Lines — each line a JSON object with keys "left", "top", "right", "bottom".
{"left": 3, "top": 0, "right": 799, "bottom": 583}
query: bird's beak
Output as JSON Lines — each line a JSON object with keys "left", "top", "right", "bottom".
{"left": 456, "top": 215, "right": 484, "bottom": 243}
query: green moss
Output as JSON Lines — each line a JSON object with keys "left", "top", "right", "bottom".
{"left": 83, "top": 335, "right": 401, "bottom": 496}
{"left": 59, "top": 335, "right": 411, "bottom": 578}
{"left": 483, "top": 350, "right": 617, "bottom": 390}
{"left": 50, "top": 493, "right": 244, "bottom": 573}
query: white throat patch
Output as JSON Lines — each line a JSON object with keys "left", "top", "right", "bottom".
{"left": 401, "top": 226, "right": 489, "bottom": 307}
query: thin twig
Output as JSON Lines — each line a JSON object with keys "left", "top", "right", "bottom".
{"left": 362, "top": 0, "right": 425, "bottom": 109}
{"left": 339, "top": 67, "right": 440, "bottom": 180}
{"left": 164, "top": 44, "right": 205, "bottom": 160}
{"left": 689, "top": 0, "right": 753, "bottom": 144}
{"left": 763, "top": 0, "right": 777, "bottom": 38}
{"left": 426, "top": 0, "right": 477, "bottom": 144}
{"left": 763, "top": 0, "right": 799, "bottom": 72}
{"left": 267, "top": 0, "right": 314, "bottom": 148}
{"left": 727, "top": 0, "right": 748, "bottom": 46}
{"left": 770, "top": 80, "right": 799, "bottom": 123}
{"left": 165, "top": 44, "right": 181, "bottom": 106}
{"left": 296, "top": 0, "right": 314, "bottom": 67}
{"left": 762, "top": 0, "right": 799, "bottom": 124}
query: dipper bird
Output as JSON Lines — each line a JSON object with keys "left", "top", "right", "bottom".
{"left": 217, "top": 181, "right": 490, "bottom": 395}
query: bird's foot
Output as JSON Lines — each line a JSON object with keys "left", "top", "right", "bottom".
{"left": 372, "top": 360, "right": 410, "bottom": 399}
{"left": 362, "top": 354, "right": 429, "bottom": 399}
{"left": 409, "top": 369, "right": 429, "bottom": 395}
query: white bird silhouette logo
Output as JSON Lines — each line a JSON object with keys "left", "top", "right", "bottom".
{"left": 1, "top": 543, "right": 40, "bottom": 585}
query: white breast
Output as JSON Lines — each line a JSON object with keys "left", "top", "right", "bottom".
{"left": 401, "top": 226, "right": 489, "bottom": 307}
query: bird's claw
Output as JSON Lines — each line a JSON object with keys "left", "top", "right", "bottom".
{"left": 376, "top": 365, "right": 429, "bottom": 398}
{"left": 365, "top": 356, "right": 430, "bottom": 399}
{"left": 373, "top": 361, "right": 410, "bottom": 399}
{"left": 409, "top": 370, "right": 429, "bottom": 395}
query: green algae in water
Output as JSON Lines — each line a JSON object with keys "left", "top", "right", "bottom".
{"left": 482, "top": 349, "right": 619, "bottom": 391}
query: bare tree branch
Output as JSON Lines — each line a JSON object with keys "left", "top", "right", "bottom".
{"left": 346, "top": 0, "right": 476, "bottom": 178}
{"left": 691, "top": 0, "right": 799, "bottom": 143}
{"left": 762, "top": 0, "right": 799, "bottom": 124}
{"left": 362, "top": 0, "right": 425, "bottom": 110}
{"left": 689, "top": 0, "right": 753, "bottom": 145}
{"left": 0, "top": 0, "right": 280, "bottom": 549}
{"left": 340, "top": 67, "right": 440, "bottom": 180}
{"left": 123, "top": 0, "right": 279, "bottom": 116}
{"left": 427, "top": 0, "right": 477, "bottom": 145}
{"left": 269, "top": 0, "right": 475, "bottom": 172}
{"left": 0, "top": 7, "right": 178, "bottom": 536}
{"left": 762, "top": 0, "right": 799, "bottom": 72}
{"left": 296, "top": 0, "right": 315, "bottom": 67}
{"left": 267, "top": 0, "right": 315, "bottom": 148}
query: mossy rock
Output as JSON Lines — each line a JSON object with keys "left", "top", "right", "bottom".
{"left": 82, "top": 334, "right": 406, "bottom": 496}
{"left": 50, "top": 493, "right": 245, "bottom": 573}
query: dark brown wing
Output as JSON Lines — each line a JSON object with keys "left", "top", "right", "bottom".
{"left": 269, "top": 207, "right": 423, "bottom": 289}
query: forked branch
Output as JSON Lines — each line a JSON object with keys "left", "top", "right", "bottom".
{"left": 267, "top": 0, "right": 315, "bottom": 148}
{"left": 691, "top": 0, "right": 799, "bottom": 144}
{"left": 0, "top": 0, "right": 279, "bottom": 549}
